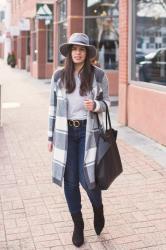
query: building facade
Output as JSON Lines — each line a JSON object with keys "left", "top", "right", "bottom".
{"left": 8, "top": 0, "right": 119, "bottom": 95}
{"left": 118, "top": 0, "right": 166, "bottom": 145}
{"left": 2, "top": 0, "right": 166, "bottom": 145}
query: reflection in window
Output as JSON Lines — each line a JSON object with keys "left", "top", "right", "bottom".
{"left": 58, "top": 22, "right": 67, "bottom": 65}
{"left": 85, "top": 0, "right": 119, "bottom": 70}
{"left": 58, "top": 0, "right": 67, "bottom": 22}
{"left": 58, "top": 0, "right": 67, "bottom": 65}
{"left": 26, "top": 31, "right": 30, "bottom": 55}
{"left": 134, "top": 0, "right": 166, "bottom": 85}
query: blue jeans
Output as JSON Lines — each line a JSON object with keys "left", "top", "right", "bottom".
{"left": 64, "top": 123, "right": 102, "bottom": 214}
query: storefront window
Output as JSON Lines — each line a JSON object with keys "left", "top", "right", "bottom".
{"left": 85, "top": 0, "right": 119, "bottom": 70}
{"left": 26, "top": 31, "right": 30, "bottom": 56}
{"left": 46, "top": 22, "right": 53, "bottom": 62}
{"left": 132, "top": 0, "right": 166, "bottom": 86}
{"left": 58, "top": 0, "right": 67, "bottom": 65}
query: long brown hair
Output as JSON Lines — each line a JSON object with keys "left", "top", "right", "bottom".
{"left": 61, "top": 45, "right": 94, "bottom": 96}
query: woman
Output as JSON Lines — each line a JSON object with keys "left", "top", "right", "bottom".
{"left": 48, "top": 33, "right": 111, "bottom": 247}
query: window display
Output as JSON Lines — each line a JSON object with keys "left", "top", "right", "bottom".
{"left": 47, "top": 22, "right": 53, "bottom": 62}
{"left": 85, "top": 0, "right": 119, "bottom": 70}
{"left": 58, "top": 0, "right": 67, "bottom": 65}
{"left": 133, "top": 0, "right": 166, "bottom": 85}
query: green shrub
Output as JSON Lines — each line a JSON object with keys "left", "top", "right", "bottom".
{"left": 10, "top": 52, "right": 16, "bottom": 68}
{"left": 7, "top": 53, "right": 12, "bottom": 65}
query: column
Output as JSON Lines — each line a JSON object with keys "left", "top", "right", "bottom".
{"left": 37, "top": 19, "right": 46, "bottom": 78}
{"left": 67, "top": 0, "right": 84, "bottom": 36}
{"left": 17, "top": 31, "right": 27, "bottom": 69}
{"left": 118, "top": 0, "right": 129, "bottom": 125}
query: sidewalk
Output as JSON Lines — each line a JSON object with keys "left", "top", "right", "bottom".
{"left": 0, "top": 59, "right": 166, "bottom": 250}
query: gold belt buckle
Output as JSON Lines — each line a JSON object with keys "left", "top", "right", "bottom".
{"left": 68, "top": 120, "right": 73, "bottom": 126}
{"left": 73, "top": 120, "right": 80, "bottom": 127}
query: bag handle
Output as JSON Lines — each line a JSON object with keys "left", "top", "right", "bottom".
{"left": 95, "top": 100, "right": 112, "bottom": 131}
{"left": 95, "top": 110, "right": 103, "bottom": 134}
{"left": 102, "top": 100, "right": 112, "bottom": 130}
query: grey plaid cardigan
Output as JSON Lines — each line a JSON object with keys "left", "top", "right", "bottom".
{"left": 48, "top": 66, "right": 111, "bottom": 190}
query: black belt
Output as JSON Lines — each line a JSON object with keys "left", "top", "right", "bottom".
{"left": 68, "top": 120, "right": 87, "bottom": 128}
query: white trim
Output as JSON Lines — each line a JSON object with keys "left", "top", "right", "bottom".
{"left": 93, "top": 100, "right": 100, "bottom": 112}
{"left": 128, "top": 0, "right": 132, "bottom": 83}
{"left": 129, "top": 80, "right": 166, "bottom": 92}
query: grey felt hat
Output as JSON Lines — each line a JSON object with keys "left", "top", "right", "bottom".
{"left": 59, "top": 33, "right": 97, "bottom": 59}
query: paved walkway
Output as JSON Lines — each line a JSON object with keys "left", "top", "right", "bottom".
{"left": 0, "top": 59, "right": 166, "bottom": 250}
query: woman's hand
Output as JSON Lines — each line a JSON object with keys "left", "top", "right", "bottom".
{"left": 48, "top": 142, "right": 53, "bottom": 152}
{"left": 84, "top": 99, "right": 95, "bottom": 111}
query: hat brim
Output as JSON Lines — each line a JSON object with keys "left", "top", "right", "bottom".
{"left": 59, "top": 42, "right": 97, "bottom": 59}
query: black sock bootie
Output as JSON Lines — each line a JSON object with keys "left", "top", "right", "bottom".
{"left": 71, "top": 211, "right": 84, "bottom": 247}
{"left": 93, "top": 205, "right": 105, "bottom": 235}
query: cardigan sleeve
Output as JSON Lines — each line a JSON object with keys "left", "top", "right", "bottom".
{"left": 48, "top": 72, "right": 57, "bottom": 142}
{"left": 93, "top": 73, "right": 111, "bottom": 113}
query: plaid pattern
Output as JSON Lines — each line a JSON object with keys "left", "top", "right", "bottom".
{"left": 48, "top": 66, "right": 111, "bottom": 189}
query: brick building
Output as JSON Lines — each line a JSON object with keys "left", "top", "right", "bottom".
{"left": 4, "top": 0, "right": 166, "bottom": 145}
{"left": 0, "top": 4, "right": 5, "bottom": 58}
{"left": 118, "top": 0, "right": 166, "bottom": 146}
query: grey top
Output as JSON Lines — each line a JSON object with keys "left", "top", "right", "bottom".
{"left": 66, "top": 74, "right": 89, "bottom": 120}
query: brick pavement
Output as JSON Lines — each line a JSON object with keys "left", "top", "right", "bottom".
{"left": 0, "top": 59, "right": 166, "bottom": 250}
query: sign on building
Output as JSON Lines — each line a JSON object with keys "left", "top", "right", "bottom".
{"left": 19, "top": 18, "right": 30, "bottom": 31}
{"left": 87, "top": 0, "right": 101, "bottom": 7}
{"left": 36, "top": 4, "right": 53, "bottom": 20}
{"left": 10, "top": 26, "right": 20, "bottom": 36}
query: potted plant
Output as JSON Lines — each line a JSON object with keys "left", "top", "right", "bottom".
{"left": 10, "top": 52, "right": 16, "bottom": 68}
{"left": 7, "top": 53, "right": 12, "bottom": 65}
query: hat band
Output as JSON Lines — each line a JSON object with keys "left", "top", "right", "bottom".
{"left": 71, "top": 41, "right": 87, "bottom": 45}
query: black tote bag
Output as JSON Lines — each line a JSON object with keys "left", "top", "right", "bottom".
{"left": 95, "top": 101, "right": 123, "bottom": 190}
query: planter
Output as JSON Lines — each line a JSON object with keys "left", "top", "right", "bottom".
{"left": 10, "top": 63, "right": 16, "bottom": 68}
{"left": 7, "top": 52, "right": 16, "bottom": 68}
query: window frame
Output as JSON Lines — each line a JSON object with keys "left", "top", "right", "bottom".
{"left": 128, "top": 0, "right": 166, "bottom": 92}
